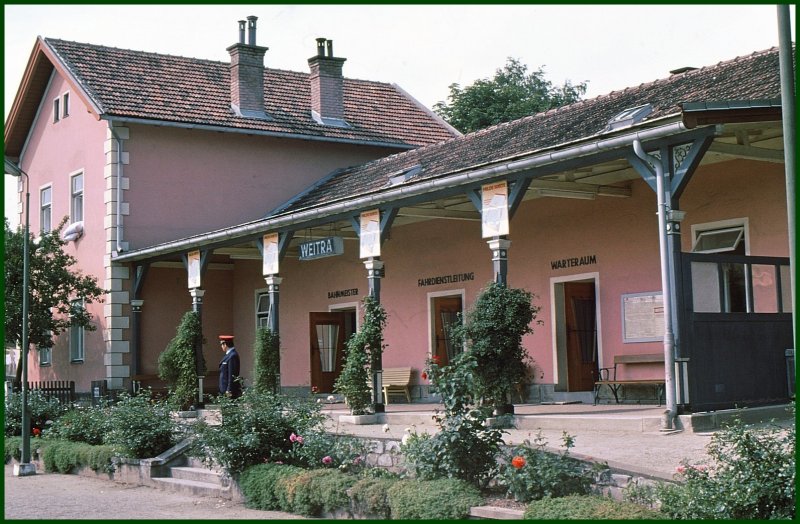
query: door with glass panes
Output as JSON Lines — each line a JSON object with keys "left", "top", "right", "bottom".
{"left": 309, "top": 312, "right": 347, "bottom": 393}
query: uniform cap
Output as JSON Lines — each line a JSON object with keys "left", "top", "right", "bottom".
{"left": 218, "top": 335, "right": 235, "bottom": 342}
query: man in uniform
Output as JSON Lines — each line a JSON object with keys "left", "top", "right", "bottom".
{"left": 218, "top": 335, "right": 242, "bottom": 399}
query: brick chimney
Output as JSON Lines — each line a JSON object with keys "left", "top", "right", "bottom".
{"left": 227, "top": 16, "right": 269, "bottom": 118}
{"left": 308, "top": 38, "right": 348, "bottom": 126}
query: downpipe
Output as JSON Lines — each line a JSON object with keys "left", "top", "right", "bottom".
{"left": 633, "top": 140, "right": 677, "bottom": 430}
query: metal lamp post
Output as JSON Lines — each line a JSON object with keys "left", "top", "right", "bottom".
{"left": 5, "top": 158, "right": 35, "bottom": 476}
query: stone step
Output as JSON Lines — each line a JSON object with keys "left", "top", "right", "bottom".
{"left": 514, "top": 413, "right": 664, "bottom": 433}
{"left": 151, "top": 476, "right": 225, "bottom": 498}
{"left": 169, "top": 466, "right": 223, "bottom": 485}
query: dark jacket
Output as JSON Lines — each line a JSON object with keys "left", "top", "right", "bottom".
{"left": 219, "top": 348, "right": 242, "bottom": 398}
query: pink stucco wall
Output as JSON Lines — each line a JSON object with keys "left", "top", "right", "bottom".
{"left": 187, "top": 157, "right": 788, "bottom": 392}
{"left": 122, "top": 125, "right": 399, "bottom": 248}
{"left": 19, "top": 73, "right": 109, "bottom": 389}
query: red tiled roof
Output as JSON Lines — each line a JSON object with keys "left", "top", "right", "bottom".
{"left": 279, "top": 47, "right": 785, "bottom": 213}
{"left": 40, "top": 38, "right": 458, "bottom": 147}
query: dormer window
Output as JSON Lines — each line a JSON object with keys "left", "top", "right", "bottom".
{"left": 604, "top": 104, "right": 652, "bottom": 132}
{"left": 388, "top": 165, "right": 423, "bottom": 186}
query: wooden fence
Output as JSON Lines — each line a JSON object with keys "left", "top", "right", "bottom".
{"left": 26, "top": 380, "right": 76, "bottom": 405}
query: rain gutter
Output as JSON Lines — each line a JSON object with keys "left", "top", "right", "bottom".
{"left": 113, "top": 120, "right": 697, "bottom": 263}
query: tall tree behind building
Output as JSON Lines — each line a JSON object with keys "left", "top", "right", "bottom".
{"left": 434, "top": 58, "right": 588, "bottom": 133}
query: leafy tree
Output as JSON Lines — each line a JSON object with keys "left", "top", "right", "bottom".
{"left": 158, "top": 311, "right": 204, "bottom": 410}
{"left": 253, "top": 327, "right": 281, "bottom": 394}
{"left": 4, "top": 216, "right": 105, "bottom": 383}
{"left": 433, "top": 58, "right": 588, "bottom": 133}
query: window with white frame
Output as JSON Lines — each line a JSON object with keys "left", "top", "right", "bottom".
{"left": 70, "top": 300, "right": 85, "bottom": 362}
{"left": 691, "top": 219, "right": 748, "bottom": 313}
{"left": 53, "top": 98, "right": 60, "bottom": 123}
{"left": 62, "top": 92, "right": 70, "bottom": 118}
{"left": 255, "top": 291, "right": 270, "bottom": 329}
{"left": 71, "top": 172, "right": 84, "bottom": 222}
{"left": 40, "top": 186, "right": 52, "bottom": 233}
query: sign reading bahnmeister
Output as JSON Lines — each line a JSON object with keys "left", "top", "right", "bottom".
{"left": 299, "top": 236, "right": 344, "bottom": 261}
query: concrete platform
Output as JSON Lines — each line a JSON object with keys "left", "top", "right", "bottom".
{"left": 322, "top": 401, "right": 794, "bottom": 481}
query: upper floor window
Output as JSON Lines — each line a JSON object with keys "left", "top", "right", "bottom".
{"left": 71, "top": 172, "right": 84, "bottom": 222}
{"left": 40, "top": 186, "right": 52, "bottom": 234}
{"left": 53, "top": 92, "right": 70, "bottom": 123}
{"left": 70, "top": 300, "right": 85, "bottom": 363}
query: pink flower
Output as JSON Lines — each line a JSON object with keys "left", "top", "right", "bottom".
{"left": 296, "top": 435, "right": 304, "bottom": 444}
{"left": 322, "top": 456, "right": 333, "bottom": 465}
{"left": 289, "top": 433, "right": 298, "bottom": 443}
{"left": 676, "top": 465, "right": 686, "bottom": 474}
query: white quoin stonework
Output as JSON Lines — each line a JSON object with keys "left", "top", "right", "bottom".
{"left": 104, "top": 124, "right": 131, "bottom": 389}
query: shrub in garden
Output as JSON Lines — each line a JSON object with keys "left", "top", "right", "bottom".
{"left": 4, "top": 436, "right": 22, "bottom": 463}
{"left": 158, "top": 311, "right": 204, "bottom": 410}
{"left": 449, "top": 281, "right": 540, "bottom": 410}
{"left": 349, "top": 476, "right": 399, "bottom": 519}
{"left": 273, "top": 468, "right": 358, "bottom": 516}
{"left": 239, "top": 463, "right": 304, "bottom": 511}
{"left": 104, "top": 391, "right": 179, "bottom": 458}
{"left": 189, "top": 387, "right": 325, "bottom": 475}
{"left": 655, "top": 411, "right": 795, "bottom": 520}
{"left": 497, "top": 431, "right": 603, "bottom": 502}
{"left": 523, "top": 494, "right": 663, "bottom": 519}
{"left": 334, "top": 295, "right": 386, "bottom": 415}
{"left": 4, "top": 389, "right": 67, "bottom": 436}
{"left": 387, "top": 478, "right": 484, "bottom": 520}
{"left": 274, "top": 431, "right": 370, "bottom": 473}
{"left": 252, "top": 327, "right": 281, "bottom": 394}
{"left": 40, "top": 440, "right": 116, "bottom": 474}
{"left": 45, "top": 404, "right": 111, "bottom": 445}
{"left": 402, "top": 352, "right": 505, "bottom": 488}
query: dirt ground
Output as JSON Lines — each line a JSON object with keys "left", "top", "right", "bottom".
{"left": 4, "top": 464, "right": 303, "bottom": 520}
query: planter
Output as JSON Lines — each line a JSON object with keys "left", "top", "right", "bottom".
{"left": 339, "top": 414, "right": 379, "bottom": 425}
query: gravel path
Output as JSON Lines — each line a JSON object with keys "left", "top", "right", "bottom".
{"left": 4, "top": 465, "right": 303, "bottom": 520}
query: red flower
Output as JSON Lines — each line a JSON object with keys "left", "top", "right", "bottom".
{"left": 511, "top": 456, "right": 526, "bottom": 469}
{"left": 421, "top": 372, "right": 428, "bottom": 380}
{"left": 32, "top": 427, "right": 41, "bottom": 437}
{"left": 432, "top": 355, "right": 441, "bottom": 364}
{"left": 311, "top": 385, "right": 319, "bottom": 393}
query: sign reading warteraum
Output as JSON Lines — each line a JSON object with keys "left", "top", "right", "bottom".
{"left": 550, "top": 255, "right": 597, "bottom": 270}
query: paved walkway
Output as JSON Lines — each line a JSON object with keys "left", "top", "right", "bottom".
{"left": 322, "top": 401, "right": 793, "bottom": 480}
{"left": 4, "top": 465, "right": 303, "bottom": 520}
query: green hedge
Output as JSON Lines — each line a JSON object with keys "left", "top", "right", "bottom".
{"left": 387, "top": 478, "right": 484, "bottom": 520}
{"left": 523, "top": 495, "right": 664, "bottom": 519}
{"left": 5, "top": 438, "right": 115, "bottom": 474}
{"left": 239, "top": 462, "right": 304, "bottom": 510}
{"left": 240, "top": 463, "right": 484, "bottom": 519}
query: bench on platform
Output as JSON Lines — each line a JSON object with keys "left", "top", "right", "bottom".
{"left": 593, "top": 353, "right": 665, "bottom": 406}
{"left": 369, "top": 367, "right": 412, "bottom": 404}
{"left": 131, "top": 371, "right": 221, "bottom": 399}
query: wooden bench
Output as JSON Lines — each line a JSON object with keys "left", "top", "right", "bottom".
{"left": 368, "top": 367, "right": 412, "bottom": 404}
{"left": 593, "top": 354, "right": 665, "bottom": 406}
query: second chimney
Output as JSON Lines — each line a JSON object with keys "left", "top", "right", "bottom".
{"left": 227, "top": 16, "right": 269, "bottom": 118}
{"left": 308, "top": 38, "right": 347, "bottom": 124}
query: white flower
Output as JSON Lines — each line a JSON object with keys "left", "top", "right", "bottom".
{"left": 316, "top": 398, "right": 322, "bottom": 403}
{"left": 382, "top": 424, "right": 390, "bottom": 433}
{"left": 401, "top": 433, "right": 411, "bottom": 445}
{"left": 327, "top": 395, "right": 335, "bottom": 402}
{"left": 404, "top": 427, "right": 412, "bottom": 434}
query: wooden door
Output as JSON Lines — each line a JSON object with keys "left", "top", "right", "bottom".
{"left": 433, "top": 296, "right": 463, "bottom": 366}
{"left": 565, "top": 282, "right": 598, "bottom": 391}
{"left": 310, "top": 312, "right": 347, "bottom": 393}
